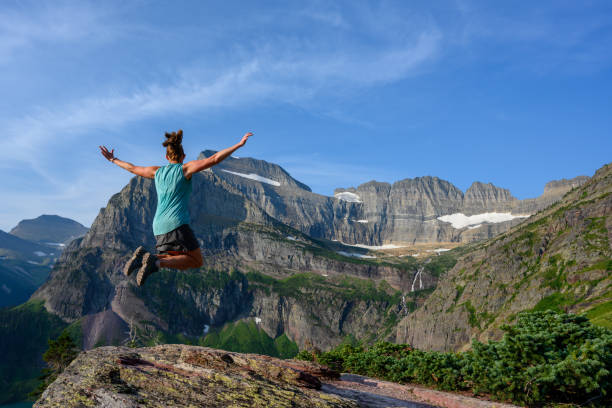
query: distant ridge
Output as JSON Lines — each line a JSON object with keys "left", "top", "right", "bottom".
{"left": 10, "top": 214, "right": 88, "bottom": 244}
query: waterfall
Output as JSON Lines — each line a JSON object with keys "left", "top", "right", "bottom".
{"left": 411, "top": 266, "right": 424, "bottom": 292}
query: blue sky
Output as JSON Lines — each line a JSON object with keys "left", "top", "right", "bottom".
{"left": 1, "top": 0, "right": 611, "bottom": 231}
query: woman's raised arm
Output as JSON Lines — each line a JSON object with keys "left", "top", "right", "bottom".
{"left": 183, "top": 132, "right": 253, "bottom": 178}
{"left": 99, "top": 145, "right": 159, "bottom": 179}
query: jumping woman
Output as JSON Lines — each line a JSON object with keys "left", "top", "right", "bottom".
{"left": 99, "top": 130, "right": 253, "bottom": 286}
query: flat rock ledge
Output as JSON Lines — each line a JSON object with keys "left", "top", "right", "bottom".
{"left": 34, "top": 344, "right": 356, "bottom": 408}
{"left": 34, "top": 344, "right": 520, "bottom": 408}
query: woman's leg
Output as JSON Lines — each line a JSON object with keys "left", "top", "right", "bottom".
{"left": 157, "top": 248, "right": 203, "bottom": 270}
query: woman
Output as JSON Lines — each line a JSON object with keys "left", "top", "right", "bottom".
{"left": 99, "top": 129, "right": 253, "bottom": 286}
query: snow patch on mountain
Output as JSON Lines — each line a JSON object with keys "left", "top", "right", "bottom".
{"left": 333, "top": 240, "right": 406, "bottom": 250}
{"left": 221, "top": 170, "right": 281, "bottom": 186}
{"left": 337, "top": 251, "right": 376, "bottom": 259}
{"left": 335, "top": 192, "right": 362, "bottom": 202}
{"left": 352, "top": 243, "right": 405, "bottom": 250}
{"left": 427, "top": 248, "right": 451, "bottom": 254}
{"left": 44, "top": 242, "right": 66, "bottom": 247}
{"left": 437, "top": 212, "right": 530, "bottom": 229}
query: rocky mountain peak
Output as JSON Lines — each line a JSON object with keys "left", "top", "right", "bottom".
{"left": 353, "top": 180, "right": 391, "bottom": 192}
{"left": 392, "top": 176, "right": 463, "bottom": 199}
{"left": 463, "top": 182, "right": 516, "bottom": 214}
{"left": 198, "top": 150, "right": 311, "bottom": 191}
{"left": 465, "top": 182, "right": 515, "bottom": 201}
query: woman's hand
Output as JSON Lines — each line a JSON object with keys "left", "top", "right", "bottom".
{"left": 238, "top": 132, "right": 253, "bottom": 147}
{"left": 99, "top": 145, "right": 116, "bottom": 162}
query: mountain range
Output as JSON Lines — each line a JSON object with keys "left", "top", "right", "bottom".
{"left": 28, "top": 151, "right": 592, "bottom": 350}
{"left": 198, "top": 150, "right": 588, "bottom": 245}
{"left": 0, "top": 152, "right": 609, "bottom": 405}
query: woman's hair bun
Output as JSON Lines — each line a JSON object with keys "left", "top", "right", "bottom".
{"left": 163, "top": 129, "right": 183, "bottom": 147}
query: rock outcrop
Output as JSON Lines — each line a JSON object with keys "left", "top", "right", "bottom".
{"left": 34, "top": 344, "right": 359, "bottom": 407}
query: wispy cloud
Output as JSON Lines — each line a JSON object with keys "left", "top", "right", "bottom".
{"left": 299, "top": 7, "right": 350, "bottom": 29}
{"left": 0, "top": 3, "right": 442, "bottom": 230}
{"left": 0, "top": 2, "right": 121, "bottom": 63}
{"left": 0, "top": 29, "right": 441, "bottom": 165}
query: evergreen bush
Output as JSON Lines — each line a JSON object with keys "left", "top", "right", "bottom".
{"left": 298, "top": 310, "right": 612, "bottom": 407}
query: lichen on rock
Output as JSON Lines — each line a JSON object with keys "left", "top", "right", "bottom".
{"left": 34, "top": 344, "right": 358, "bottom": 407}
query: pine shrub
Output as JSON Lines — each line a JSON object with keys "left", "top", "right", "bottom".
{"left": 298, "top": 310, "right": 612, "bottom": 407}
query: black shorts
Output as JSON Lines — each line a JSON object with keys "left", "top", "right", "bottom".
{"left": 155, "top": 224, "right": 200, "bottom": 253}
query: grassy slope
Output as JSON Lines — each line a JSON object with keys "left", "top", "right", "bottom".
{"left": 201, "top": 321, "right": 299, "bottom": 358}
{"left": 399, "top": 163, "right": 612, "bottom": 351}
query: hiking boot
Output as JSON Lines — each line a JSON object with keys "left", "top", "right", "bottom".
{"left": 136, "top": 252, "right": 159, "bottom": 287}
{"left": 123, "top": 246, "right": 146, "bottom": 276}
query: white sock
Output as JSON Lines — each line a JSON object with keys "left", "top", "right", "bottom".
{"left": 155, "top": 260, "right": 160, "bottom": 268}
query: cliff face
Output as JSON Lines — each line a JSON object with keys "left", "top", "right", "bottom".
{"left": 462, "top": 182, "right": 516, "bottom": 214}
{"left": 335, "top": 175, "right": 588, "bottom": 244}
{"left": 394, "top": 164, "right": 612, "bottom": 351}
{"left": 206, "top": 151, "right": 370, "bottom": 245}
{"left": 34, "top": 344, "right": 358, "bottom": 408}
{"left": 206, "top": 151, "right": 588, "bottom": 246}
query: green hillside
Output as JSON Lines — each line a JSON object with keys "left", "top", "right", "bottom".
{"left": 396, "top": 163, "right": 612, "bottom": 351}
{"left": 0, "top": 300, "right": 68, "bottom": 405}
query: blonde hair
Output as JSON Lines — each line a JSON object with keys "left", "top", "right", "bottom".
{"left": 163, "top": 129, "right": 185, "bottom": 162}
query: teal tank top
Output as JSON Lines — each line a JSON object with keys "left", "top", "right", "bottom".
{"left": 152, "top": 163, "right": 192, "bottom": 236}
